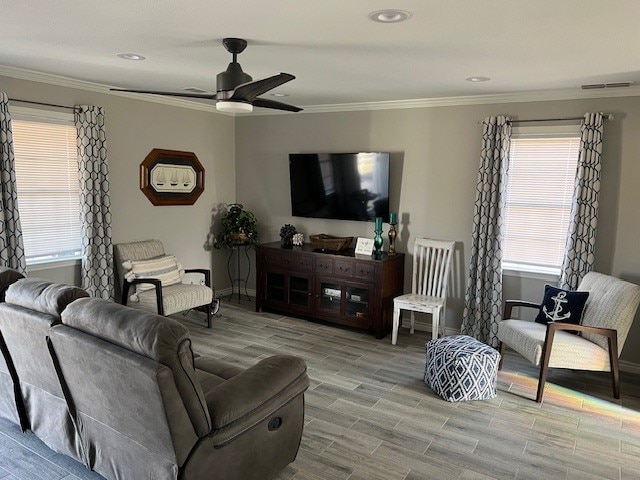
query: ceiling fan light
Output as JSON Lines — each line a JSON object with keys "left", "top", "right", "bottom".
{"left": 216, "top": 101, "right": 253, "bottom": 113}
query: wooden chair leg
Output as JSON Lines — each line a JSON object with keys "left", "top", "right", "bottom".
{"left": 608, "top": 334, "right": 620, "bottom": 399}
{"left": 410, "top": 311, "right": 415, "bottom": 334}
{"left": 206, "top": 304, "right": 212, "bottom": 329}
{"left": 498, "top": 342, "right": 506, "bottom": 370}
{"left": 536, "top": 327, "right": 556, "bottom": 403}
{"left": 392, "top": 304, "right": 400, "bottom": 345}
{"left": 432, "top": 309, "right": 440, "bottom": 340}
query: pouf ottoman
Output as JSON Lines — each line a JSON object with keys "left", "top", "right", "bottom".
{"left": 424, "top": 335, "right": 501, "bottom": 402}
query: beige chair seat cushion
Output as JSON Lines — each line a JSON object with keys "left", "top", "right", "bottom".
{"left": 134, "top": 283, "right": 213, "bottom": 316}
{"left": 394, "top": 293, "right": 444, "bottom": 313}
{"left": 497, "top": 319, "right": 610, "bottom": 371}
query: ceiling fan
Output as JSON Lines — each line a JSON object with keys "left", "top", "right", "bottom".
{"left": 111, "top": 38, "right": 302, "bottom": 113}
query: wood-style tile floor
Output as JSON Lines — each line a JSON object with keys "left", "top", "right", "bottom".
{"left": 1, "top": 299, "right": 640, "bottom": 479}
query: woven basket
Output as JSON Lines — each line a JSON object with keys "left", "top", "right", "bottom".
{"left": 310, "top": 234, "right": 353, "bottom": 252}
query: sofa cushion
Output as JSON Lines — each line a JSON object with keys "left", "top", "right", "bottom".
{"left": 61, "top": 298, "right": 212, "bottom": 436}
{"left": 497, "top": 319, "right": 610, "bottom": 370}
{"left": 535, "top": 285, "right": 589, "bottom": 326}
{"left": 123, "top": 254, "right": 184, "bottom": 299}
{"left": 135, "top": 283, "right": 212, "bottom": 316}
{"left": 5, "top": 279, "right": 88, "bottom": 317}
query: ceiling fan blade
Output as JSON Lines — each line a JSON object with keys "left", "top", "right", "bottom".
{"left": 230, "top": 73, "right": 295, "bottom": 102}
{"left": 110, "top": 88, "right": 217, "bottom": 100}
{"left": 252, "top": 98, "right": 303, "bottom": 112}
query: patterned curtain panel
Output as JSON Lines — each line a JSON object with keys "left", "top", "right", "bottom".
{"left": 461, "top": 115, "right": 511, "bottom": 347}
{"left": 559, "top": 112, "right": 604, "bottom": 290}
{"left": 75, "top": 105, "right": 114, "bottom": 299}
{"left": 0, "top": 93, "right": 27, "bottom": 274}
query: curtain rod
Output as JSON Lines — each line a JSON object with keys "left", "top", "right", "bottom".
{"left": 508, "top": 113, "right": 614, "bottom": 124}
{"left": 9, "top": 98, "right": 83, "bottom": 113}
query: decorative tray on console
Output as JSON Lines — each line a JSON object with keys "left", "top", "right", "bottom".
{"left": 309, "top": 234, "right": 353, "bottom": 252}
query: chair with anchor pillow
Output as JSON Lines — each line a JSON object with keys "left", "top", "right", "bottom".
{"left": 497, "top": 272, "right": 640, "bottom": 402}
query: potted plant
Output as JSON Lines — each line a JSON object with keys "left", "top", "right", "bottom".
{"left": 215, "top": 203, "right": 258, "bottom": 249}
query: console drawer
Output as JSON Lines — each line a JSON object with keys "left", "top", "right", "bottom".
{"left": 334, "top": 260, "right": 354, "bottom": 277}
{"left": 264, "top": 251, "right": 312, "bottom": 271}
{"left": 315, "top": 257, "right": 333, "bottom": 275}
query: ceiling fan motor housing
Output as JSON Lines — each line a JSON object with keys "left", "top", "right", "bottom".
{"left": 217, "top": 62, "right": 252, "bottom": 93}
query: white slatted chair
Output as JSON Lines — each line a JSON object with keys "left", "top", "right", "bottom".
{"left": 392, "top": 239, "right": 455, "bottom": 345}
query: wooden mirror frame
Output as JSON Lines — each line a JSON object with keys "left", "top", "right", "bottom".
{"left": 140, "top": 149, "right": 205, "bottom": 206}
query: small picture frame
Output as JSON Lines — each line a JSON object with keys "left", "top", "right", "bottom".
{"left": 355, "top": 237, "right": 374, "bottom": 256}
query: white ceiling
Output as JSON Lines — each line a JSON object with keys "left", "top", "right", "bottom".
{"left": 1, "top": 0, "right": 640, "bottom": 110}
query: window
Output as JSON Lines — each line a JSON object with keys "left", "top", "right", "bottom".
{"left": 502, "top": 126, "right": 581, "bottom": 275}
{"left": 10, "top": 108, "right": 82, "bottom": 265}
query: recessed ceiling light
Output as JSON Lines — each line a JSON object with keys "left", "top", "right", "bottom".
{"left": 369, "top": 9, "right": 411, "bottom": 23}
{"left": 271, "top": 93, "right": 289, "bottom": 97}
{"left": 117, "top": 53, "right": 145, "bottom": 61}
{"left": 466, "top": 76, "right": 491, "bottom": 82}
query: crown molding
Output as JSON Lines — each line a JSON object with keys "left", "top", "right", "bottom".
{"left": 3, "top": 64, "right": 640, "bottom": 116}
{"left": 0, "top": 65, "right": 225, "bottom": 115}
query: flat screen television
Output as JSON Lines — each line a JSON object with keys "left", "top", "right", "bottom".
{"left": 289, "top": 152, "right": 390, "bottom": 222}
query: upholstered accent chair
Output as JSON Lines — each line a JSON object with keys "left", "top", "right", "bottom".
{"left": 114, "top": 239, "right": 215, "bottom": 328}
{"left": 497, "top": 272, "right": 640, "bottom": 402}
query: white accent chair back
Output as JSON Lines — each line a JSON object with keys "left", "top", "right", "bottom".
{"left": 497, "top": 272, "right": 640, "bottom": 402}
{"left": 391, "top": 238, "right": 455, "bottom": 344}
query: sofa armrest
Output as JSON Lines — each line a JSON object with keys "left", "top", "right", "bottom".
{"left": 202, "top": 355, "right": 309, "bottom": 439}
{"left": 504, "top": 300, "right": 540, "bottom": 320}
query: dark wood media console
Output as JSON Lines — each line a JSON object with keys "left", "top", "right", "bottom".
{"left": 255, "top": 242, "right": 405, "bottom": 339}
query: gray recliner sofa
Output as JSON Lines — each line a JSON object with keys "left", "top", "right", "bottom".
{"left": 0, "top": 277, "right": 89, "bottom": 460}
{"left": 50, "top": 297, "right": 310, "bottom": 480}
{"left": 0, "top": 267, "right": 26, "bottom": 427}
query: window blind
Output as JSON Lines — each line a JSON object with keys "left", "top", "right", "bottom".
{"left": 503, "top": 135, "right": 580, "bottom": 271}
{"left": 11, "top": 118, "right": 82, "bottom": 263}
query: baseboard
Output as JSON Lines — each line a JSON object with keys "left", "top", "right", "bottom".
{"left": 216, "top": 287, "right": 256, "bottom": 298}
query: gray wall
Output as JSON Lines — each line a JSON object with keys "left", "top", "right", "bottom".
{"left": 4, "top": 73, "right": 640, "bottom": 365}
{"left": 0, "top": 75, "right": 236, "bottom": 292}
{"left": 235, "top": 96, "right": 640, "bottom": 365}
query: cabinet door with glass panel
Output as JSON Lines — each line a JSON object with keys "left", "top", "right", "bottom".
{"left": 315, "top": 278, "right": 373, "bottom": 329}
{"left": 264, "top": 271, "right": 314, "bottom": 314}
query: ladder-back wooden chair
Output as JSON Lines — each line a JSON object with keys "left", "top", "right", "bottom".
{"left": 392, "top": 238, "right": 455, "bottom": 344}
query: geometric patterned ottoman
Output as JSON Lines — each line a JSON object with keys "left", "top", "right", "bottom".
{"left": 424, "top": 335, "right": 501, "bottom": 402}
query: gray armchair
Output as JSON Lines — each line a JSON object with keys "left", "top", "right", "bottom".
{"left": 114, "top": 239, "right": 216, "bottom": 328}
{"left": 497, "top": 272, "right": 640, "bottom": 402}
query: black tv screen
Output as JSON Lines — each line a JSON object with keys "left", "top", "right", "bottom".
{"left": 289, "top": 152, "right": 390, "bottom": 222}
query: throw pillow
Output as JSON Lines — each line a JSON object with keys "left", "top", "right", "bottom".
{"left": 534, "top": 284, "right": 589, "bottom": 325}
{"left": 123, "top": 255, "right": 184, "bottom": 302}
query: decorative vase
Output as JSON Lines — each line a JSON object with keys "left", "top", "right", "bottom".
{"left": 282, "top": 235, "right": 294, "bottom": 249}
{"left": 374, "top": 217, "right": 383, "bottom": 255}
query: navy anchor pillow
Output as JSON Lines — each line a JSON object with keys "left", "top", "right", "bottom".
{"left": 535, "top": 285, "right": 589, "bottom": 325}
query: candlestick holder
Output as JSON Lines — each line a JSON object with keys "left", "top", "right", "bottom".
{"left": 374, "top": 217, "right": 383, "bottom": 255}
{"left": 388, "top": 222, "right": 397, "bottom": 255}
